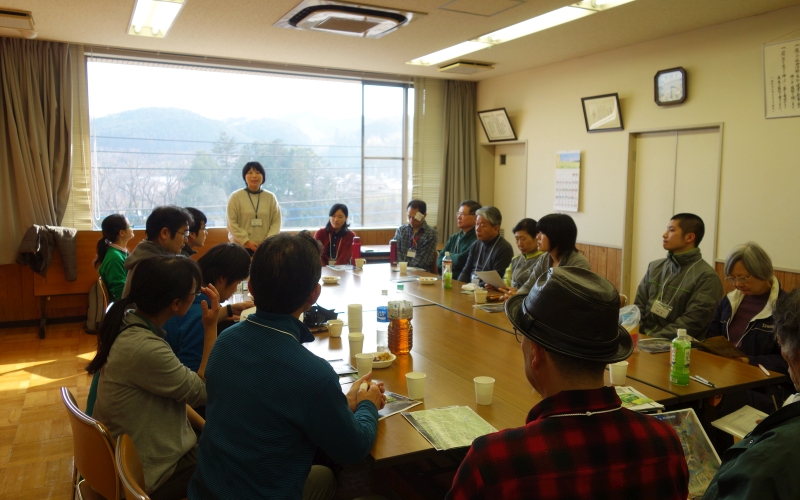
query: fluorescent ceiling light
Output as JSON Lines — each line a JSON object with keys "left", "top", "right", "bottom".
{"left": 128, "top": 0, "right": 186, "bottom": 38}
{"left": 408, "top": 41, "right": 492, "bottom": 66}
{"left": 407, "top": 0, "right": 634, "bottom": 66}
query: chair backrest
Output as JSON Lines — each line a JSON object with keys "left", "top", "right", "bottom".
{"left": 99, "top": 277, "right": 111, "bottom": 310}
{"left": 115, "top": 434, "right": 150, "bottom": 500}
{"left": 60, "top": 387, "right": 121, "bottom": 500}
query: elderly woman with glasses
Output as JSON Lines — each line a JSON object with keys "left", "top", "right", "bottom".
{"left": 708, "top": 242, "right": 787, "bottom": 374}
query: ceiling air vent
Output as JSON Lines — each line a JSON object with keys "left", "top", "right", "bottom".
{"left": 0, "top": 8, "right": 37, "bottom": 39}
{"left": 439, "top": 61, "right": 495, "bottom": 75}
{"left": 275, "top": 1, "right": 425, "bottom": 39}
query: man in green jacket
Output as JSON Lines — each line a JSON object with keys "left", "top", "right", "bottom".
{"left": 436, "top": 200, "right": 480, "bottom": 276}
{"left": 634, "top": 213, "right": 723, "bottom": 339}
{"left": 703, "top": 289, "right": 800, "bottom": 499}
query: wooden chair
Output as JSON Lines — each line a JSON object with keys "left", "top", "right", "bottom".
{"left": 60, "top": 387, "right": 121, "bottom": 500}
{"left": 115, "top": 434, "right": 150, "bottom": 500}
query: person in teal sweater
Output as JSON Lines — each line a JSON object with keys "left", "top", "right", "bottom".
{"left": 437, "top": 200, "right": 480, "bottom": 276}
{"left": 94, "top": 214, "right": 134, "bottom": 303}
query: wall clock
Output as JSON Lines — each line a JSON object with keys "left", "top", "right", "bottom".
{"left": 654, "top": 67, "right": 687, "bottom": 106}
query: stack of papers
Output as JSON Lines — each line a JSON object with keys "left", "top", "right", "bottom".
{"left": 711, "top": 405, "right": 767, "bottom": 439}
{"left": 638, "top": 338, "right": 672, "bottom": 353}
{"left": 403, "top": 406, "right": 497, "bottom": 451}
{"left": 615, "top": 386, "right": 665, "bottom": 412}
{"left": 379, "top": 392, "right": 422, "bottom": 420}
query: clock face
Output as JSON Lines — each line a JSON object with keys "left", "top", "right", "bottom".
{"left": 655, "top": 68, "right": 686, "bottom": 105}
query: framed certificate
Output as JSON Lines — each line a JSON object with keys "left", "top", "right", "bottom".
{"left": 581, "top": 93, "right": 624, "bottom": 132}
{"left": 478, "top": 108, "right": 517, "bottom": 142}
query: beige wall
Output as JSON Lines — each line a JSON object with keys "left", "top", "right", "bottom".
{"left": 477, "top": 5, "right": 800, "bottom": 271}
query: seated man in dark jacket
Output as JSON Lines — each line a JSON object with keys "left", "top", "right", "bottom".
{"left": 457, "top": 206, "right": 513, "bottom": 286}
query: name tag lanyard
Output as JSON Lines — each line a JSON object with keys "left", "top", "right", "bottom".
{"left": 476, "top": 237, "right": 500, "bottom": 272}
{"left": 329, "top": 230, "right": 341, "bottom": 260}
{"left": 407, "top": 228, "right": 423, "bottom": 259}
{"left": 653, "top": 259, "right": 701, "bottom": 315}
{"left": 247, "top": 190, "right": 262, "bottom": 221}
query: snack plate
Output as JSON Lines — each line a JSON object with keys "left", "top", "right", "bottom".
{"left": 418, "top": 277, "right": 437, "bottom": 285}
{"left": 322, "top": 276, "right": 340, "bottom": 285}
{"left": 369, "top": 352, "right": 396, "bottom": 369}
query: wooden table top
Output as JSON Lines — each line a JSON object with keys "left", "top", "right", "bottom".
{"left": 319, "top": 265, "right": 433, "bottom": 313}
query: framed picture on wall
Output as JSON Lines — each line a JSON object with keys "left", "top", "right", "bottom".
{"left": 581, "top": 93, "right": 624, "bottom": 132}
{"left": 478, "top": 108, "right": 517, "bottom": 142}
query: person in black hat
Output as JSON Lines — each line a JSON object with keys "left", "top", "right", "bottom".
{"left": 446, "top": 267, "right": 689, "bottom": 500}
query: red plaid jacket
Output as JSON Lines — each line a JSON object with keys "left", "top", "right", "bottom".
{"left": 446, "top": 387, "right": 689, "bottom": 500}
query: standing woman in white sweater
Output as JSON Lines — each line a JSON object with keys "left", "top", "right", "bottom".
{"left": 227, "top": 161, "right": 282, "bottom": 254}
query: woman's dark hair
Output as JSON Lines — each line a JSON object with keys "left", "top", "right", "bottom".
{"left": 512, "top": 218, "right": 538, "bottom": 238}
{"left": 86, "top": 256, "right": 202, "bottom": 374}
{"left": 198, "top": 243, "right": 251, "bottom": 286}
{"left": 145, "top": 205, "right": 191, "bottom": 241}
{"left": 324, "top": 203, "right": 350, "bottom": 232}
{"left": 94, "top": 214, "right": 129, "bottom": 268}
{"left": 250, "top": 231, "right": 321, "bottom": 314}
{"left": 241, "top": 161, "right": 266, "bottom": 186}
{"left": 537, "top": 213, "right": 578, "bottom": 260}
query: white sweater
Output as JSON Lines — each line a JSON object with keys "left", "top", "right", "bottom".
{"left": 226, "top": 188, "right": 282, "bottom": 246}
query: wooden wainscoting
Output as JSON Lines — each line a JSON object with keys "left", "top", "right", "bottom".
{"left": 714, "top": 262, "right": 800, "bottom": 295}
{"left": 575, "top": 243, "right": 623, "bottom": 292}
{"left": 1, "top": 227, "right": 399, "bottom": 325}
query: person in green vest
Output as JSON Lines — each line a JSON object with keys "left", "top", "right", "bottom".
{"left": 501, "top": 218, "right": 542, "bottom": 289}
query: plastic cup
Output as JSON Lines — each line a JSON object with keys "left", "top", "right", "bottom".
{"left": 474, "top": 289, "right": 488, "bottom": 304}
{"left": 399, "top": 261, "right": 408, "bottom": 274}
{"left": 326, "top": 319, "right": 343, "bottom": 338}
{"left": 349, "top": 332, "right": 364, "bottom": 356}
{"left": 406, "top": 372, "right": 426, "bottom": 400}
{"left": 355, "top": 353, "right": 373, "bottom": 377}
{"left": 474, "top": 376, "right": 495, "bottom": 405}
{"left": 355, "top": 258, "right": 366, "bottom": 269}
{"left": 609, "top": 361, "right": 629, "bottom": 385}
{"left": 347, "top": 304, "right": 363, "bottom": 332}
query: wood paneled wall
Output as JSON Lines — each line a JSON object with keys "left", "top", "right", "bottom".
{"left": 0, "top": 227, "right": 400, "bottom": 324}
{"left": 575, "top": 243, "right": 623, "bottom": 292}
{"left": 715, "top": 262, "right": 800, "bottom": 295}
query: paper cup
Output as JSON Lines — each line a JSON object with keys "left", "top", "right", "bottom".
{"left": 474, "top": 376, "right": 495, "bottom": 405}
{"left": 474, "top": 289, "right": 488, "bottom": 304}
{"left": 355, "top": 353, "right": 373, "bottom": 377}
{"left": 399, "top": 261, "right": 408, "bottom": 275}
{"left": 406, "top": 372, "right": 426, "bottom": 400}
{"left": 327, "top": 319, "right": 343, "bottom": 338}
{"left": 355, "top": 258, "right": 366, "bottom": 269}
{"left": 348, "top": 332, "right": 364, "bottom": 356}
{"left": 347, "top": 304, "right": 363, "bottom": 332}
{"left": 609, "top": 361, "right": 629, "bottom": 385}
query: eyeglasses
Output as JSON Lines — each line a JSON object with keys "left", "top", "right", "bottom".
{"left": 182, "top": 231, "right": 190, "bottom": 239}
{"left": 725, "top": 275, "right": 752, "bottom": 285}
{"left": 513, "top": 328, "right": 523, "bottom": 343}
{"left": 456, "top": 212, "right": 473, "bottom": 217}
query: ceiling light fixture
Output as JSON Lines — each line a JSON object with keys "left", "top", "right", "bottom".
{"left": 407, "top": 0, "right": 634, "bottom": 66}
{"left": 127, "top": 0, "right": 186, "bottom": 38}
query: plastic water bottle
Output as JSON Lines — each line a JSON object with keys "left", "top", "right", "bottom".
{"left": 442, "top": 252, "right": 452, "bottom": 289}
{"left": 376, "top": 290, "right": 389, "bottom": 352}
{"left": 670, "top": 328, "right": 691, "bottom": 386}
{"left": 388, "top": 284, "right": 413, "bottom": 355}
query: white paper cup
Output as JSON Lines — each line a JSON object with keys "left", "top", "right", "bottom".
{"left": 609, "top": 361, "right": 629, "bottom": 385}
{"left": 474, "top": 376, "right": 495, "bottom": 405}
{"left": 355, "top": 353, "right": 373, "bottom": 377}
{"left": 474, "top": 289, "right": 488, "bottom": 304}
{"left": 348, "top": 332, "right": 364, "bottom": 356}
{"left": 327, "top": 319, "right": 343, "bottom": 338}
{"left": 399, "top": 261, "right": 408, "bottom": 275}
{"left": 347, "top": 304, "right": 363, "bottom": 332}
{"left": 355, "top": 258, "right": 366, "bottom": 269}
{"left": 406, "top": 372, "right": 426, "bottom": 400}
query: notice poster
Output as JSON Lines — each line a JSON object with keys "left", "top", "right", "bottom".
{"left": 763, "top": 38, "right": 800, "bottom": 119}
{"left": 554, "top": 151, "right": 580, "bottom": 212}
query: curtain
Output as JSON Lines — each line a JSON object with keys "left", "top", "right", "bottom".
{"left": 412, "top": 77, "right": 445, "bottom": 230}
{"left": 62, "top": 44, "right": 93, "bottom": 230}
{"left": 0, "top": 38, "right": 73, "bottom": 265}
{"left": 437, "top": 80, "right": 478, "bottom": 242}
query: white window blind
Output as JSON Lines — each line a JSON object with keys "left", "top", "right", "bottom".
{"left": 412, "top": 77, "right": 444, "bottom": 230}
{"left": 62, "top": 44, "right": 93, "bottom": 230}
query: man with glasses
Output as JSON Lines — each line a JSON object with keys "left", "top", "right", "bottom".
{"left": 457, "top": 206, "right": 514, "bottom": 286}
{"left": 182, "top": 207, "right": 208, "bottom": 257}
{"left": 436, "top": 200, "right": 481, "bottom": 276}
{"left": 122, "top": 205, "right": 193, "bottom": 298}
{"left": 447, "top": 267, "right": 689, "bottom": 499}
{"left": 634, "top": 213, "right": 723, "bottom": 340}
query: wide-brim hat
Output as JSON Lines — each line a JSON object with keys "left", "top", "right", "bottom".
{"left": 505, "top": 267, "right": 632, "bottom": 363}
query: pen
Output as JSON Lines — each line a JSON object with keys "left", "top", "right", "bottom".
{"left": 690, "top": 375, "right": 716, "bottom": 388}
{"left": 758, "top": 364, "right": 771, "bottom": 377}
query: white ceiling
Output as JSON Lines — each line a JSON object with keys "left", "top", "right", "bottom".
{"left": 5, "top": 0, "right": 799, "bottom": 80}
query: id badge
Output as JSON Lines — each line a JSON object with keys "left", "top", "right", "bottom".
{"left": 651, "top": 300, "right": 673, "bottom": 319}
{"left": 407, "top": 249, "right": 417, "bottom": 259}
{"left": 250, "top": 218, "right": 263, "bottom": 227}
{"left": 328, "top": 258, "right": 336, "bottom": 266}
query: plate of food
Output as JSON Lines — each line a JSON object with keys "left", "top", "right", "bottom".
{"left": 370, "top": 351, "right": 396, "bottom": 369}
{"left": 321, "top": 276, "right": 340, "bottom": 285}
{"left": 418, "top": 277, "right": 437, "bottom": 285}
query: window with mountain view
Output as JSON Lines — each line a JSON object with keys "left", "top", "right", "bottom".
{"left": 87, "top": 60, "right": 412, "bottom": 230}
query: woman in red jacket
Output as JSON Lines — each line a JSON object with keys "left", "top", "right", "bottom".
{"left": 314, "top": 203, "right": 357, "bottom": 266}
